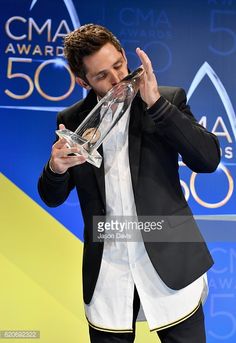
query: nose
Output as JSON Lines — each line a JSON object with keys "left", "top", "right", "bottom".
{"left": 110, "top": 70, "right": 120, "bottom": 86}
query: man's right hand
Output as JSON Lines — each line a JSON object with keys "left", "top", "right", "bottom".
{"left": 49, "top": 124, "right": 87, "bottom": 174}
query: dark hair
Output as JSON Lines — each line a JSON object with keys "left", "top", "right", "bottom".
{"left": 63, "top": 24, "right": 123, "bottom": 80}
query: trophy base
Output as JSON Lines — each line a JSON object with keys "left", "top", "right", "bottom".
{"left": 83, "top": 149, "right": 102, "bottom": 168}
{"left": 56, "top": 129, "right": 102, "bottom": 168}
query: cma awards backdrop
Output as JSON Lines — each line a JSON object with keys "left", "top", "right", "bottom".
{"left": 0, "top": 0, "right": 235, "bottom": 342}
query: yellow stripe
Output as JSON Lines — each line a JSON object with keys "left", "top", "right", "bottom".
{"left": 87, "top": 301, "right": 202, "bottom": 334}
{"left": 87, "top": 316, "right": 133, "bottom": 333}
{"left": 150, "top": 301, "right": 201, "bottom": 332}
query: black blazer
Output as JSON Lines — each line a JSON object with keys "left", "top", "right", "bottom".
{"left": 38, "top": 87, "right": 221, "bottom": 304}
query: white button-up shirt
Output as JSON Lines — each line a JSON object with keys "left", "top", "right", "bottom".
{"left": 84, "top": 105, "right": 208, "bottom": 333}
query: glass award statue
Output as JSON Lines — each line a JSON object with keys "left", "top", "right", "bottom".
{"left": 56, "top": 67, "right": 144, "bottom": 168}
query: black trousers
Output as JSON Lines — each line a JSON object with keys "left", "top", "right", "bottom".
{"left": 89, "top": 288, "right": 206, "bottom": 343}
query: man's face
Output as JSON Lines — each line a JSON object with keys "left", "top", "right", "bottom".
{"left": 81, "top": 42, "right": 128, "bottom": 98}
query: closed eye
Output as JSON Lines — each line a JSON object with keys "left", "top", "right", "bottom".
{"left": 114, "top": 62, "right": 122, "bottom": 69}
{"left": 96, "top": 72, "right": 107, "bottom": 80}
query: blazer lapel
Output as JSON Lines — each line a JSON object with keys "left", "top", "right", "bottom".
{"left": 78, "top": 90, "right": 106, "bottom": 206}
{"left": 128, "top": 94, "right": 144, "bottom": 194}
{"left": 91, "top": 146, "right": 106, "bottom": 207}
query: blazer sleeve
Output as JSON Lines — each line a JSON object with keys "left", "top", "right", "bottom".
{"left": 37, "top": 112, "right": 75, "bottom": 207}
{"left": 147, "top": 87, "right": 221, "bottom": 173}
{"left": 37, "top": 95, "right": 92, "bottom": 208}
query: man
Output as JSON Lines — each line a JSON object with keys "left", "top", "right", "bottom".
{"left": 38, "top": 24, "right": 220, "bottom": 342}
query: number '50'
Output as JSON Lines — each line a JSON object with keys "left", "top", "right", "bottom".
{"left": 5, "top": 57, "right": 75, "bottom": 101}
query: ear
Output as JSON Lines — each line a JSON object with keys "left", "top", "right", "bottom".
{"left": 76, "top": 77, "right": 91, "bottom": 90}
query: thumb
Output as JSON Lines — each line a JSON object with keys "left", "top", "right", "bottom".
{"left": 59, "top": 123, "right": 66, "bottom": 130}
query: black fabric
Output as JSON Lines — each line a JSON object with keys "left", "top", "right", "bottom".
{"left": 89, "top": 328, "right": 135, "bottom": 343}
{"left": 89, "top": 291, "right": 206, "bottom": 343}
{"left": 158, "top": 304, "right": 206, "bottom": 343}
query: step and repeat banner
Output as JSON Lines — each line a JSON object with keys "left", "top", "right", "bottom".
{"left": 1, "top": 0, "right": 236, "bottom": 342}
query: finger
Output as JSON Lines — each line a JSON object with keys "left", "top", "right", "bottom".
{"left": 59, "top": 123, "right": 66, "bottom": 130}
{"left": 136, "top": 47, "right": 153, "bottom": 76}
{"left": 60, "top": 155, "right": 87, "bottom": 166}
{"left": 55, "top": 146, "right": 84, "bottom": 158}
{"left": 53, "top": 138, "right": 68, "bottom": 149}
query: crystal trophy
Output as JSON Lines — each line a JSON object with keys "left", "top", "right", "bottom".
{"left": 56, "top": 67, "right": 144, "bottom": 168}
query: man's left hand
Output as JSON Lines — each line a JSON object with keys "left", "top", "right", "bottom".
{"left": 136, "top": 47, "right": 161, "bottom": 108}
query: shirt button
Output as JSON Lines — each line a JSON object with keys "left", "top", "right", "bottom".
{"left": 101, "top": 208, "right": 106, "bottom": 214}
